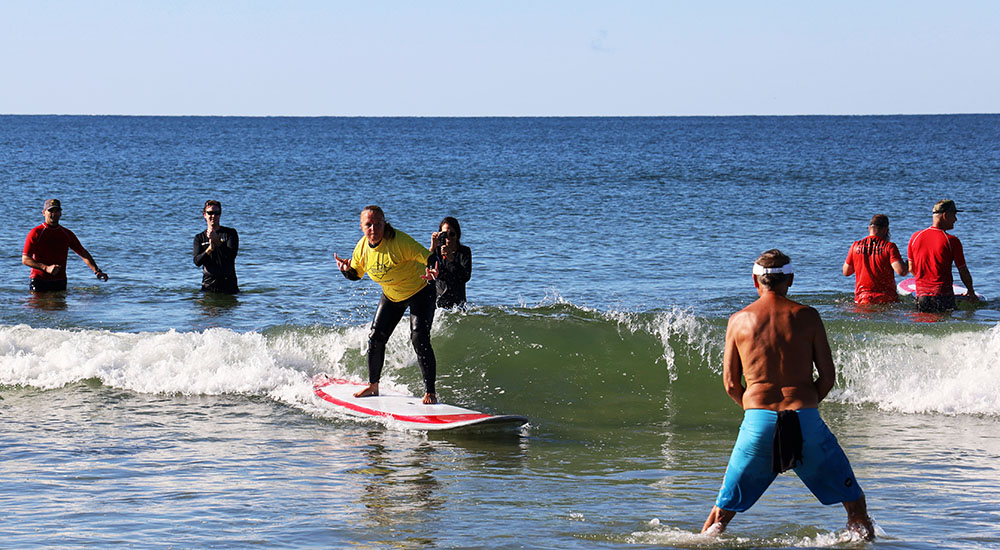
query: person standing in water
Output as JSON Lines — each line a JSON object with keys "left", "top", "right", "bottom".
{"left": 702, "top": 249, "right": 874, "bottom": 540}
{"left": 907, "top": 199, "right": 977, "bottom": 312}
{"left": 22, "top": 198, "right": 109, "bottom": 292}
{"left": 193, "top": 200, "right": 239, "bottom": 294}
{"left": 335, "top": 205, "right": 439, "bottom": 404}
{"left": 842, "top": 214, "right": 907, "bottom": 304}
{"left": 427, "top": 216, "right": 472, "bottom": 308}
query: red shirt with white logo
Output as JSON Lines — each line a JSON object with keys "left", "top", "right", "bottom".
{"left": 845, "top": 235, "right": 903, "bottom": 303}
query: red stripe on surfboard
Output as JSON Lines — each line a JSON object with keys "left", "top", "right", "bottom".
{"left": 313, "top": 380, "right": 491, "bottom": 425}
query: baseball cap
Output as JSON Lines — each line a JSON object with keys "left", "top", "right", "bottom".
{"left": 932, "top": 199, "right": 961, "bottom": 214}
{"left": 43, "top": 198, "right": 62, "bottom": 211}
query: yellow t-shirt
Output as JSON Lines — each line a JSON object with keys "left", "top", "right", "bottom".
{"left": 350, "top": 229, "right": 431, "bottom": 302}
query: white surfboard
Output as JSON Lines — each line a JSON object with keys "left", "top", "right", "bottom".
{"left": 313, "top": 375, "right": 528, "bottom": 432}
{"left": 897, "top": 277, "right": 985, "bottom": 301}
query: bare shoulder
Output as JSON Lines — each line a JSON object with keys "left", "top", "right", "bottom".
{"left": 727, "top": 307, "right": 754, "bottom": 327}
{"left": 725, "top": 307, "right": 757, "bottom": 340}
{"left": 788, "top": 301, "right": 825, "bottom": 331}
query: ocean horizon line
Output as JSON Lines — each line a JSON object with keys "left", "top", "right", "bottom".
{"left": 2, "top": 112, "right": 998, "bottom": 119}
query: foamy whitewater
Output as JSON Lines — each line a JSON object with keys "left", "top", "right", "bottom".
{"left": 2, "top": 115, "right": 1000, "bottom": 549}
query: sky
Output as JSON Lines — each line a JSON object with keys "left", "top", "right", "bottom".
{"left": 2, "top": 0, "right": 998, "bottom": 116}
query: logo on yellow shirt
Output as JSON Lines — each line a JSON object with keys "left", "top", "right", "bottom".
{"left": 370, "top": 255, "right": 392, "bottom": 280}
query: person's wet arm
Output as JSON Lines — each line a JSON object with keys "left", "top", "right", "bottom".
{"left": 22, "top": 254, "right": 59, "bottom": 274}
{"left": 722, "top": 320, "right": 746, "bottom": 407}
{"left": 889, "top": 243, "right": 907, "bottom": 275}
{"left": 456, "top": 247, "right": 472, "bottom": 283}
{"left": 193, "top": 234, "right": 209, "bottom": 266}
{"left": 891, "top": 260, "right": 908, "bottom": 276}
{"left": 811, "top": 312, "right": 836, "bottom": 402}
{"left": 76, "top": 247, "right": 108, "bottom": 280}
{"left": 958, "top": 266, "right": 977, "bottom": 301}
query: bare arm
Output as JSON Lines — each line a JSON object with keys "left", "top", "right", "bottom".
{"left": 957, "top": 266, "right": 977, "bottom": 302}
{"left": 76, "top": 247, "right": 109, "bottom": 280}
{"left": 810, "top": 311, "right": 836, "bottom": 402}
{"left": 891, "top": 260, "right": 908, "bottom": 276}
{"left": 722, "top": 317, "right": 746, "bottom": 407}
{"left": 22, "top": 254, "right": 60, "bottom": 275}
{"left": 842, "top": 262, "right": 854, "bottom": 276}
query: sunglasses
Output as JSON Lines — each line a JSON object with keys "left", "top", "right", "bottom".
{"left": 204, "top": 210, "right": 221, "bottom": 216}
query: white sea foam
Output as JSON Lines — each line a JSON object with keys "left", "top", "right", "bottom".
{"left": 632, "top": 518, "right": 881, "bottom": 548}
{"left": 646, "top": 307, "right": 722, "bottom": 381}
{"left": 0, "top": 324, "right": 390, "bottom": 409}
{"left": 833, "top": 323, "right": 1000, "bottom": 416}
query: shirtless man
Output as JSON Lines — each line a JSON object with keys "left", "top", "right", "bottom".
{"left": 701, "top": 249, "right": 874, "bottom": 540}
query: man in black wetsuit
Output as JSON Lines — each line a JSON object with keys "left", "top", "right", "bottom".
{"left": 193, "top": 200, "right": 239, "bottom": 294}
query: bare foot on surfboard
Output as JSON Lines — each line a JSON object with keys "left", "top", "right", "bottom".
{"left": 422, "top": 393, "right": 437, "bottom": 404}
{"left": 353, "top": 383, "right": 379, "bottom": 398}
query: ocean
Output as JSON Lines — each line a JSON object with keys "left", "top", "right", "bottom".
{"left": 1, "top": 115, "right": 999, "bottom": 549}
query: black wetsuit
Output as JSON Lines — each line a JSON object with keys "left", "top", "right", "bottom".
{"left": 367, "top": 283, "right": 437, "bottom": 393}
{"left": 427, "top": 244, "right": 472, "bottom": 308}
{"left": 193, "top": 226, "right": 239, "bottom": 294}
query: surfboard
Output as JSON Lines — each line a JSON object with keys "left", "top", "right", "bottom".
{"left": 896, "top": 277, "right": 985, "bottom": 301}
{"left": 312, "top": 375, "right": 528, "bottom": 432}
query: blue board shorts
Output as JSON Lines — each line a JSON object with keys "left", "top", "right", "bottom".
{"left": 715, "top": 408, "right": 864, "bottom": 512}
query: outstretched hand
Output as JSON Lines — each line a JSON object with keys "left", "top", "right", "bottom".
{"left": 421, "top": 263, "right": 439, "bottom": 281}
{"left": 334, "top": 253, "right": 352, "bottom": 272}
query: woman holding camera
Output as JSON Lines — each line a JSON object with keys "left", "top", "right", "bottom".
{"left": 427, "top": 216, "right": 472, "bottom": 309}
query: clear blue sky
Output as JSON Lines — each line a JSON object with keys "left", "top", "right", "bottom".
{"left": 3, "top": 0, "right": 998, "bottom": 116}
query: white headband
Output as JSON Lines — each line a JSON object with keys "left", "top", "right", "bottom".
{"left": 753, "top": 262, "right": 794, "bottom": 276}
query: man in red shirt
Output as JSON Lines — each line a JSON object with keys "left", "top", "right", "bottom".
{"left": 21, "top": 199, "right": 110, "bottom": 292}
{"left": 907, "top": 199, "right": 976, "bottom": 312}
{"left": 842, "top": 214, "right": 908, "bottom": 304}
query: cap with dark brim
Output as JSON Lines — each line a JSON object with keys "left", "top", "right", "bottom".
{"left": 932, "top": 199, "right": 961, "bottom": 214}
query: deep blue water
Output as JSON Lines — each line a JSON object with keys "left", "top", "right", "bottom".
{"left": 2, "top": 115, "right": 1000, "bottom": 549}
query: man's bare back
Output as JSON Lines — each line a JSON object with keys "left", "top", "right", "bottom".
{"left": 702, "top": 250, "right": 873, "bottom": 540}
{"left": 723, "top": 290, "right": 835, "bottom": 411}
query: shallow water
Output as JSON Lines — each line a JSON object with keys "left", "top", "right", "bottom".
{"left": 2, "top": 115, "right": 1000, "bottom": 548}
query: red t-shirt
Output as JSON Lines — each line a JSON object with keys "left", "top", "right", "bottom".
{"left": 845, "top": 235, "right": 903, "bottom": 303}
{"left": 907, "top": 226, "right": 966, "bottom": 297}
{"left": 22, "top": 223, "right": 85, "bottom": 280}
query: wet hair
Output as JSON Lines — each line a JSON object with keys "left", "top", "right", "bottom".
{"left": 204, "top": 200, "right": 221, "bottom": 213}
{"left": 439, "top": 216, "right": 462, "bottom": 246}
{"left": 869, "top": 214, "right": 889, "bottom": 228}
{"left": 754, "top": 249, "right": 791, "bottom": 288}
{"left": 361, "top": 205, "right": 396, "bottom": 240}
